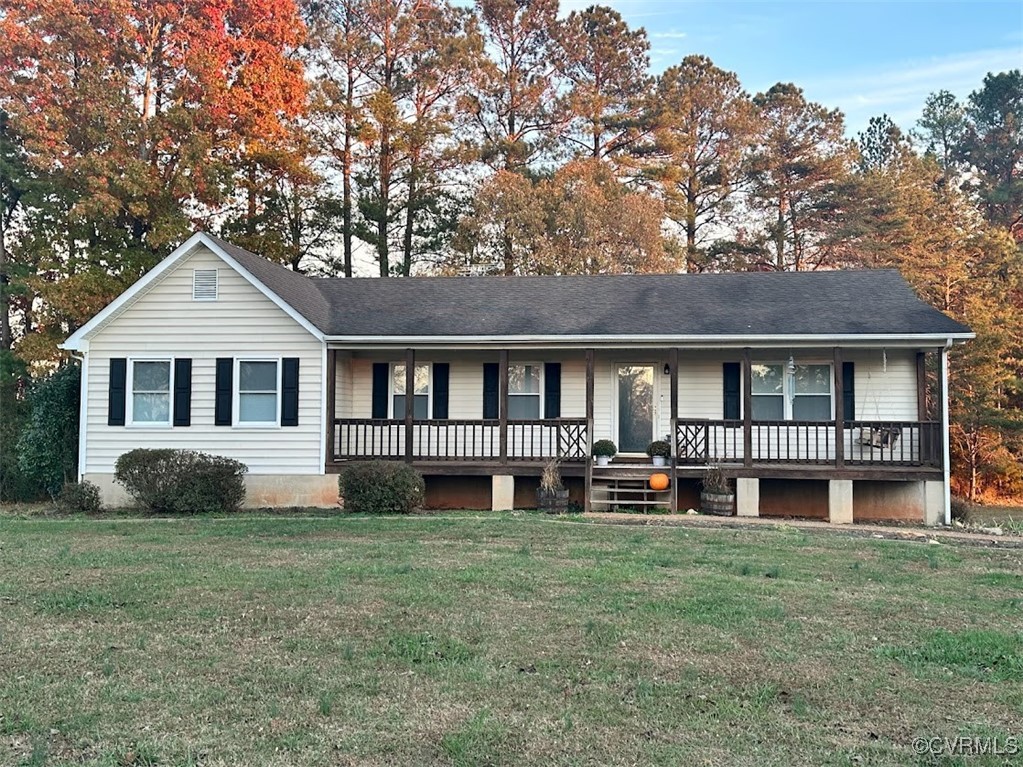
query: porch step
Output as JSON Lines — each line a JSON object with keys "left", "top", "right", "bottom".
{"left": 590, "top": 477, "right": 671, "bottom": 512}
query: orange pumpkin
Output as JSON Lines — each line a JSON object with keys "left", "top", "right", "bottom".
{"left": 649, "top": 473, "right": 670, "bottom": 491}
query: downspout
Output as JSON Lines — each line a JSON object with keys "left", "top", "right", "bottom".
{"left": 72, "top": 349, "right": 88, "bottom": 482}
{"left": 319, "top": 342, "right": 327, "bottom": 475}
{"left": 940, "top": 339, "right": 952, "bottom": 525}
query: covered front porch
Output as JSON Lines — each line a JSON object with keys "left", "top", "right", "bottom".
{"left": 324, "top": 344, "right": 950, "bottom": 517}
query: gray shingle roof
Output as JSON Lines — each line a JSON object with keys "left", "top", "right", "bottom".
{"left": 207, "top": 236, "right": 971, "bottom": 340}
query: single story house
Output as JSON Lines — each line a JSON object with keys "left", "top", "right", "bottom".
{"left": 62, "top": 232, "right": 973, "bottom": 524}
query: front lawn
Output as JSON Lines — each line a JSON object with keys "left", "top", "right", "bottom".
{"left": 1, "top": 514, "right": 1021, "bottom": 766}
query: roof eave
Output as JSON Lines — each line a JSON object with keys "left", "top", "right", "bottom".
{"left": 323, "top": 332, "right": 975, "bottom": 349}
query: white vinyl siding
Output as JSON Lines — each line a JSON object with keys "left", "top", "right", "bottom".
{"left": 84, "top": 246, "right": 323, "bottom": 474}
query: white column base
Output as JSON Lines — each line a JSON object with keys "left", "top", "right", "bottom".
{"left": 923, "top": 481, "right": 945, "bottom": 526}
{"left": 492, "top": 475, "right": 515, "bottom": 511}
{"left": 736, "top": 477, "right": 760, "bottom": 517}
{"left": 829, "top": 479, "right": 854, "bottom": 524}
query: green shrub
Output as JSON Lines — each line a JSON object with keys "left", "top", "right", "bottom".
{"left": 592, "top": 439, "right": 617, "bottom": 458}
{"left": 15, "top": 362, "right": 80, "bottom": 498}
{"left": 0, "top": 350, "right": 42, "bottom": 502}
{"left": 114, "top": 449, "right": 247, "bottom": 513}
{"left": 56, "top": 480, "right": 102, "bottom": 514}
{"left": 339, "top": 461, "right": 425, "bottom": 514}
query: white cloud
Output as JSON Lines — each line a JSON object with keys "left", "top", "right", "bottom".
{"left": 797, "top": 47, "right": 1022, "bottom": 135}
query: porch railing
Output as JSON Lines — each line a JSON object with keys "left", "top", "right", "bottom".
{"left": 333, "top": 417, "right": 588, "bottom": 462}
{"left": 675, "top": 419, "right": 942, "bottom": 468}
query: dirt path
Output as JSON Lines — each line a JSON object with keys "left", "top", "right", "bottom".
{"left": 578, "top": 511, "right": 1022, "bottom": 548}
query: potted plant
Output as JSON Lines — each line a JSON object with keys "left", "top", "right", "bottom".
{"left": 537, "top": 459, "right": 570, "bottom": 512}
{"left": 646, "top": 439, "right": 671, "bottom": 467}
{"left": 700, "top": 466, "right": 734, "bottom": 516}
{"left": 592, "top": 439, "right": 617, "bottom": 467}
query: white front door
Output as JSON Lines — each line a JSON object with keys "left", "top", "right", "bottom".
{"left": 615, "top": 364, "right": 655, "bottom": 454}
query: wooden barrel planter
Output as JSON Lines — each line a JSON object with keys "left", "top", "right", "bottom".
{"left": 537, "top": 488, "right": 570, "bottom": 513}
{"left": 700, "top": 491, "right": 735, "bottom": 516}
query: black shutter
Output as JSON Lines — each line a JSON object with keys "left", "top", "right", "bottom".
{"left": 723, "top": 362, "right": 741, "bottom": 420}
{"left": 483, "top": 363, "right": 499, "bottom": 419}
{"left": 371, "top": 362, "right": 389, "bottom": 419}
{"left": 215, "top": 358, "right": 233, "bottom": 426}
{"left": 173, "top": 358, "right": 192, "bottom": 427}
{"left": 282, "top": 358, "right": 300, "bottom": 426}
{"left": 432, "top": 363, "right": 449, "bottom": 419}
{"left": 544, "top": 362, "right": 561, "bottom": 418}
{"left": 842, "top": 361, "right": 855, "bottom": 421}
{"left": 108, "top": 358, "right": 127, "bottom": 426}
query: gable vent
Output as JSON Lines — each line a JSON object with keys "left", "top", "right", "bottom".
{"left": 192, "top": 269, "right": 218, "bottom": 301}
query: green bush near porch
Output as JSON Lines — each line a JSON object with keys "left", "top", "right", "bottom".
{"left": 339, "top": 461, "right": 425, "bottom": 514}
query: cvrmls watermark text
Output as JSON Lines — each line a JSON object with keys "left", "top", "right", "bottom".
{"left": 912, "top": 736, "right": 1019, "bottom": 756}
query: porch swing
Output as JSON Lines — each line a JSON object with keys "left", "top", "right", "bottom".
{"left": 857, "top": 350, "right": 901, "bottom": 449}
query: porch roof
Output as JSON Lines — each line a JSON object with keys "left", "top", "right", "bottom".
{"left": 213, "top": 236, "right": 972, "bottom": 343}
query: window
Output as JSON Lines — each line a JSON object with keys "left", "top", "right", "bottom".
{"left": 130, "top": 360, "right": 171, "bottom": 424}
{"left": 751, "top": 362, "right": 832, "bottom": 421}
{"left": 238, "top": 360, "right": 279, "bottom": 424}
{"left": 793, "top": 364, "right": 832, "bottom": 420}
{"left": 192, "top": 269, "right": 218, "bottom": 300}
{"left": 751, "top": 364, "right": 784, "bottom": 420}
{"left": 393, "top": 363, "right": 430, "bottom": 419}
{"left": 508, "top": 364, "right": 541, "bottom": 419}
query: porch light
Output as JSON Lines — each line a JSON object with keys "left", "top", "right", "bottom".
{"left": 663, "top": 363, "right": 671, "bottom": 376}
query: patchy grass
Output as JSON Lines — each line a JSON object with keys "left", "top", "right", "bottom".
{"left": 1, "top": 514, "right": 1021, "bottom": 766}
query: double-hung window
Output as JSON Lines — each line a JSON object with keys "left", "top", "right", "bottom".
{"left": 750, "top": 364, "right": 784, "bottom": 420}
{"left": 237, "top": 360, "right": 280, "bottom": 425}
{"left": 751, "top": 362, "right": 833, "bottom": 420}
{"left": 393, "top": 363, "right": 430, "bottom": 419}
{"left": 508, "top": 364, "right": 541, "bottom": 419}
{"left": 130, "top": 360, "right": 171, "bottom": 425}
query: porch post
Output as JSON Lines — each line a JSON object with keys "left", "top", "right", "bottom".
{"left": 833, "top": 347, "right": 844, "bottom": 469}
{"left": 916, "top": 351, "right": 928, "bottom": 421}
{"left": 917, "top": 350, "right": 931, "bottom": 464}
{"left": 940, "top": 347, "right": 951, "bottom": 525}
{"left": 404, "top": 348, "right": 414, "bottom": 463}
{"left": 669, "top": 347, "right": 679, "bottom": 512}
{"left": 742, "top": 347, "right": 752, "bottom": 468}
{"left": 325, "top": 348, "right": 337, "bottom": 469}
{"left": 585, "top": 348, "right": 595, "bottom": 513}
{"left": 499, "top": 349, "right": 509, "bottom": 463}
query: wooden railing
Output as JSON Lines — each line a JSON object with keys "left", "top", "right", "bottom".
{"left": 333, "top": 418, "right": 588, "bottom": 462}
{"left": 674, "top": 419, "right": 942, "bottom": 468}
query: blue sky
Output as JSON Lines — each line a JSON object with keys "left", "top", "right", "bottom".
{"left": 561, "top": 0, "right": 1022, "bottom": 135}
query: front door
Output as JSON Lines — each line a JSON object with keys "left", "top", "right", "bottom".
{"left": 616, "top": 365, "right": 655, "bottom": 454}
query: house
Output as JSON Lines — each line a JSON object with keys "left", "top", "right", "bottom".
{"left": 62, "top": 232, "right": 973, "bottom": 524}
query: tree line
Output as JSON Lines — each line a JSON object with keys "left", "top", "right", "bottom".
{"left": 0, "top": 0, "right": 1020, "bottom": 501}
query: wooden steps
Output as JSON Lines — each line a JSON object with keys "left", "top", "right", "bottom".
{"left": 590, "top": 474, "right": 672, "bottom": 512}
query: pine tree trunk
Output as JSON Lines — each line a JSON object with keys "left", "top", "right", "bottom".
{"left": 0, "top": 222, "right": 10, "bottom": 350}
{"left": 402, "top": 161, "right": 417, "bottom": 277}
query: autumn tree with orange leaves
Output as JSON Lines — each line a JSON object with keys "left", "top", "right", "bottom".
{"left": 0, "top": 0, "right": 307, "bottom": 361}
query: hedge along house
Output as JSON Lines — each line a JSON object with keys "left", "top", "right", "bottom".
{"left": 62, "top": 232, "right": 973, "bottom": 524}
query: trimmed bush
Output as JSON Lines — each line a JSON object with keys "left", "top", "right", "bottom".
{"left": 114, "top": 449, "right": 247, "bottom": 513}
{"left": 56, "top": 480, "right": 102, "bottom": 514}
{"left": 339, "top": 461, "right": 425, "bottom": 514}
